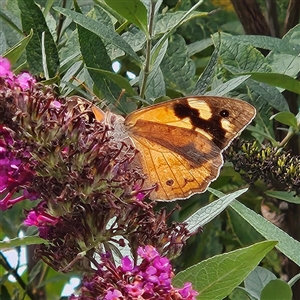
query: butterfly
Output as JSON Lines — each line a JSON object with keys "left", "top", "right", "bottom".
{"left": 71, "top": 96, "right": 256, "bottom": 201}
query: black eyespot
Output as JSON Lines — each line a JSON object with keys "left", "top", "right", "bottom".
{"left": 166, "top": 179, "right": 174, "bottom": 186}
{"left": 220, "top": 109, "right": 229, "bottom": 117}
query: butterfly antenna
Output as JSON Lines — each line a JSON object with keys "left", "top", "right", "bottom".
{"left": 72, "top": 76, "right": 109, "bottom": 110}
{"left": 115, "top": 89, "right": 126, "bottom": 109}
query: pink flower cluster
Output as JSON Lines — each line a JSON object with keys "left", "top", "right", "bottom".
{"left": 0, "top": 57, "right": 36, "bottom": 89}
{"left": 71, "top": 245, "right": 198, "bottom": 300}
{"left": 0, "top": 57, "right": 38, "bottom": 210}
{"left": 0, "top": 125, "right": 38, "bottom": 210}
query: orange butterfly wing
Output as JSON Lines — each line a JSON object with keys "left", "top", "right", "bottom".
{"left": 124, "top": 96, "right": 256, "bottom": 201}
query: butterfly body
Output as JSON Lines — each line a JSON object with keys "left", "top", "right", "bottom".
{"left": 84, "top": 96, "right": 255, "bottom": 201}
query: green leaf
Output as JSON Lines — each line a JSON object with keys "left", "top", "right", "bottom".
{"left": 297, "top": 111, "right": 300, "bottom": 124}
{"left": 59, "top": 30, "right": 81, "bottom": 72}
{"left": 261, "top": 279, "right": 292, "bottom": 300}
{"left": 140, "top": 0, "right": 162, "bottom": 26}
{"left": 267, "top": 25, "right": 300, "bottom": 78}
{"left": 212, "top": 32, "right": 289, "bottom": 123}
{"left": 43, "top": 267, "right": 71, "bottom": 297}
{"left": 206, "top": 75, "right": 251, "bottom": 96}
{"left": 187, "top": 38, "right": 213, "bottom": 56}
{"left": 244, "top": 266, "right": 277, "bottom": 299}
{"left": 151, "top": 0, "right": 204, "bottom": 67}
{"left": 248, "top": 79, "right": 289, "bottom": 112}
{"left": 75, "top": 8, "right": 129, "bottom": 112}
{"left": 223, "top": 69, "right": 290, "bottom": 114}
{"left": 2, "top": 28, "right": 33, "bottom": 64}
{"left": 140, "top": 38, "right": 167, "bottom": 99}
{"left": 18, "top": 0, "right": 59, "bottom": 77}
{"left": 246, "top": 125, "right": 277, "bottom": 145}
{"left": 270, "top": 112, "right": 298, "bottom": 128}
{"left": 210, "top": 189, "right": 300, "bottom": 266}
{"left": 43, "top": 0, "right": 55, "bottom": 17}
{"left": 238, "top": 79, "right": 289, "bottom": 130}
{"left": 242, "top": 72, "right": 300, "bottom": 95}
{"left": 192, "top": 43, "right": 219, "bottom": 95}
{"left": 229, "top": 287, "right": 256, "bottom": 300}
{"left": 92, "top": 4, "right": 115, "bottom": 26}
{"left": 267, "top": 53, "right": 300, "bottom": 79}
{"left": 0, "top": 199, "right": 36, "bottom": 240}
{"left": 0, "top": 236, "right": 46, "bottom": 249}
{"left": 138, "top": 37, "right": 167, "bottom": 100}
{"left": 77, "top": 21, "right": 114, "bottom": 94}
{"left": 87, "top": 68, "right": 136, "bottom": 96}
{"left": 0, "top": 32, "right": 6, "bottom": 55}
{"left": 0, "top": 3, "right": 23, "bottom": 60}
{"left": 60, "top": 61, "right": 83, "bottom": 95}
{"left": 53, "top": 7, "right": 142, "bottom": 67}
{"left": 230, "top": 200, "right": 300, "bottom": 265}
{"left": 224, "top": 35, "right": 300, "bottom": 56}
{"left": 143, "top": 67, "right": 166, "bottom": 100}
{"left": 282, "top": 23, "right": 300, "bottom": 46}
{"left": 111, "top": 26, "right": 146, "bottom": 60}
{"left": 160, "top": 34, "right": 195, "bottom": 95}
{"left": 228, "top": 207, "right": 264, "bottom": 246}
{"left": 150, "top": 39, "right": 168, "bottom": 72}
{"left": 0, "top": 7, "right": 23, "bottom": 36}
{"left": 216, "top": 33, "right": 272, "bottom": 73}
{"left": 173, "top": 241, "right": 277, "bottom": 300}
{"left": 154, "top": 11, "right": 207, "bottom": 36}
{"left": 28, "top": 260, "right": 43, "bottom": 284}
{"left": 0, "top": 285, "right": 11, "bottom": 299}
{"left": 185, "top": 188, "right": 248, "bottom": 231}
{"left": 264, "top": 191, "right": 300, "bottom": 204}
{"left": 104, "top": 0, "right": 148, "bottom": 36}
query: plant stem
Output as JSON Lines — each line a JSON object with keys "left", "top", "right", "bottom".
{"left": 279, "top": 128, "right": 296, "bottom": 147}
{"left": 139, "top": 1, "right": 156, "bottom": 99}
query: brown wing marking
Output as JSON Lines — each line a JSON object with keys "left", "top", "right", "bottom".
{"left": 132, "top": 138, "right": 168, "bottom": 200}
{"left": 128, "top": 120, "right": 221, "bottom": 166}
{"left": 130, "top": 134, "right": 223, "bottom": 201}
{"left": 151, "top": 149, "right": 193, "bottom": 199}
{"left": 125, "top": 96, "right": 256, "bottom": 150}
{"left": 160, "top": 151, "right": 212, "bottom": 198}
{"left": 160, "top": 149, "right": 223, "bottom": 200}
{"left": 134, "top": 138, "right": 190, "bottom": 200}
{"left": 172, "top": 97, "right": 256, "bottom": 149}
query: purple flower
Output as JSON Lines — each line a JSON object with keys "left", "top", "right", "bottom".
{"left": 104, "top": 289, "right": 124, "bottom": 300}
{"left": 137, "top": 244, "right": 160, "bottom": 261}
{"left": 124, "top": 281, "right": 144, "bottom": 297}
{"left": 0, "top": 125, "right": 38, "bottom": 211}
{"left": 121, "top": 256, "right": 133, "bottom": 271}
{"left": 153, "top": 256, "right": 171, "bottom": 271}
{"left": 0, "top": 57, "right": 13, "bottom": 77}
{"left": 16, "top": 72, "right": 36, "bottom": 90}
{"left": 23, "top": 210, "right": 59, "bottom": 227}
{"left": 0, "top": 57, "right": 40, "bottom": 211}
{"left": 0, "top": 57, "right": 35, "bottom": 90}
{"left": 70, "top": 245, "right": 198, "bottom": 299}
{"left": 175, "top": 282, "right": 199, "bottom": 299}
